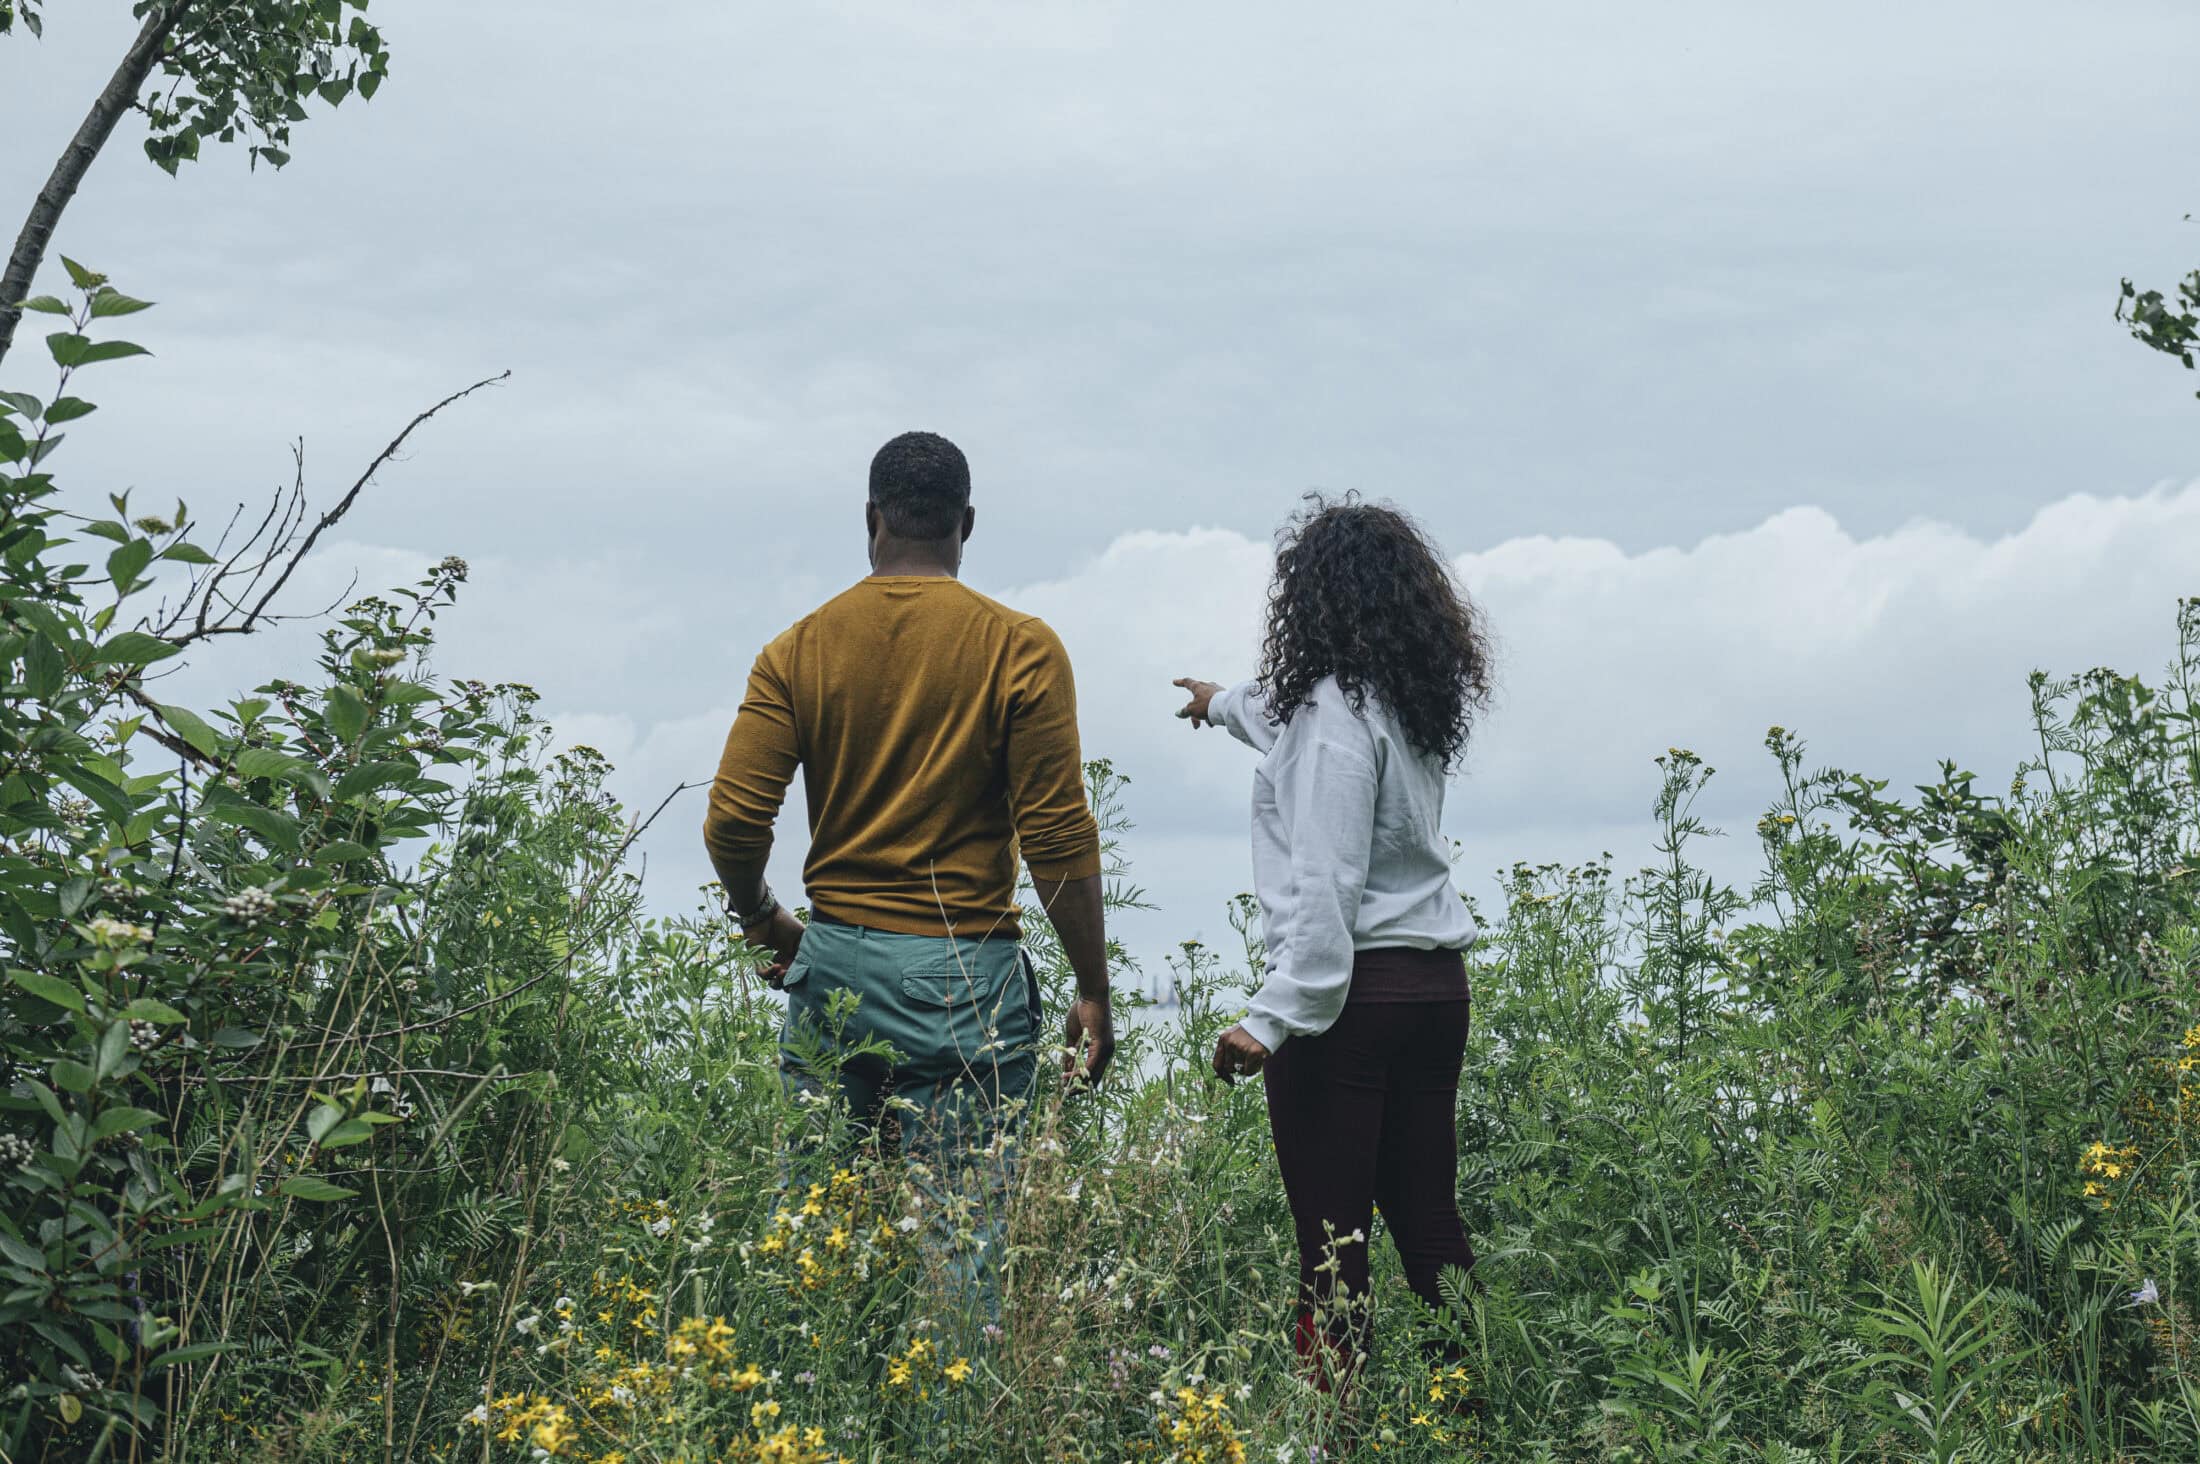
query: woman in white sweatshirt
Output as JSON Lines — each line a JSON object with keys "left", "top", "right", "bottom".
{"left": 1173, "top": 493, "right": 1491, "bottom": 1400}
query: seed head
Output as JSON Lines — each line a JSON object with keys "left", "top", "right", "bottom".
{"left": 222, "top": 886, "right": 277, "bottom": 923}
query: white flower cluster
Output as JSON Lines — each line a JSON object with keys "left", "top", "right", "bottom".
{"left": 222, "top": 886, "right": 276, "bottom": 923}
{"left": 0, "top": 1133, "right": 35, "bottom": 1171}
{"left": 86, "top": 916, "right": 152, "bottom": 945}
{"left": 128, "top": 1019, "right": 161, "bottom": 1052}
{"left": 369, "top": 1074, "right": 415, "bottom": 1121}
{"left": 435, "top": 555, "right": 470, "bottom": 583}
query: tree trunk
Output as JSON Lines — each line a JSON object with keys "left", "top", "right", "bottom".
{"left": 0, "top": 7, "right": 175, "bottom": 369}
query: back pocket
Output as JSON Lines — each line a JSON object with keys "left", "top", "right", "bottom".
{"left": 898, "top": 938, "right": 1018, "bottom": 1014}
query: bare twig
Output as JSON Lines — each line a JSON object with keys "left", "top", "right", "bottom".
{"left": 166, "top": 371, "right": 509, "bottom": 649}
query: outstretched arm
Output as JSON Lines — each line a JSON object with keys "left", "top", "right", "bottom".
{"left": 1174, "top": 676, "right": 1280, "bottom": 753}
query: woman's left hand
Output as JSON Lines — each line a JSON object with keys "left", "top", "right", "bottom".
{"left": 1211, "top": 1024, "right": 1271, "bottom": 1085}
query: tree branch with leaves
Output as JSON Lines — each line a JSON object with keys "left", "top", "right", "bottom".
{"left": 0, "top": 0, "right": 391, "bottom": 366}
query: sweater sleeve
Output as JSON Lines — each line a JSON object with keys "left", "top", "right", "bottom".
{"left": 1237, "top": 724, "right": 1377, "bottom": 1054}
{"left": 1004, "top": 617, "right": 1103, "bottom": 881}
{"left": 1208, "top": 680, "right": 1281, "bottom": 753}
{"left": 702, "top": 643, "right": 800, "bottom": 868}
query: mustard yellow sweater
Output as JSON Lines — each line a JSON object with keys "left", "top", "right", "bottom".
{"left": 704, "top": 576, "right": 1102, "bottom": 938}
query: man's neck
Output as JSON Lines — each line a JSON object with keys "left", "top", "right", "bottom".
{"left": 870, "top": 537, "right": 961, "bottom": 578}
{"left": 869, "top": 556, "right": 959, "bottom": 578}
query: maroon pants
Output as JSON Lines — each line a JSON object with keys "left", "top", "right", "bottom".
{"left": 1262, "top": 989, "right": 1476, "bottom": 1379}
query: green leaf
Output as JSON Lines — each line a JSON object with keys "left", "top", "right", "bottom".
{"left": 236, "top": 747, "right": 314, "bottom": 784}
{"left": 155, "top": 703, "right": 223, "bottom": 759}
{"left": 22, "top": 632, "right": 63, "bottom": 700}
{"left": 332, "top": 760, "right": 415, "bottom": 801}
{"left": 121, "top": 998, "right": 186, "bottom": 1025}
{"left": 277, "top": 1176, "right": 355, "bottom": 1203}
{"left": 148, "top": 1341, "right": 234, "bottom": 1369}
{"left": 76, "top": 339, "right": 151, "bottom": 365}
{"left": 96, "top": 1018, "right": 129, "bottom": 1078}
{"left": 59, "top": 762, "right": 138, "bottom": 825}
{"left": 0, "top": 390, "right": 41, "bottom": 419}
{"left": 325, "top": 685, "right": 370, "bottom": 743}
{"left": 45, "top": 332, "right": 91, "bottom": 368}
{"left": 159, "top": 541, "right": 216, "bottom": 565}
{"left": 87, "top": 289, "right": 153, "bottom": 318}
{"left": 95, "top": 631, "right": 181, "bottom": 665}
{"left": 0, "top": 1232, "right": 45, "bottom": 1272}
{"left": 41, "top": 396, "right": 95, "bottom": 424}
{"left": 383, "top": 679, "right": 440, "bottom": 706}
{"left": 51, "top": 1060, "right": 97, "bottom": 1094}
{"left": 9, "top": 968, "right": 85, "bottom": 1013}
{"left": 18, "top": 296, "right": 68, "bottom": 316}
{"left": 22, "top": 1079, "right": 65, "bottom": 1125}
{"left": 107, "top": 539, "right": 152, "bottom": 591}
{"left": 92, "top": 1107, "right": 162, "bottom": 1140}
{"left": 318, "top": 1119, "right": 376, "bottom": 1149}
{"left": 310, "top": 840, "right": 377, "bottom": 864}
{"left": 61, "top": 257, "right": 107, "bottom": 290}
{"left": 145, "top": 1225, "right": 225, "bottom": 1250}
{"left": 206, "top": 795, "right": 302, "bottom": 854}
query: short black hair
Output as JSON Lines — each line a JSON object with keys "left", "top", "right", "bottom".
{"left": 868, "top": 431, "right": 970, "bottom": 540}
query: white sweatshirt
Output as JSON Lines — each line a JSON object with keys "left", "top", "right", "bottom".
{"left": 1209, "top": 675, "right": 1478, "bottom": 1054}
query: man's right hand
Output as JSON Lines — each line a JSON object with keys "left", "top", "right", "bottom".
{"left": 1062, "top": 995, "right": 1116, "bottom": 1088}
{"left": 753, "top": 907, "right": 807, "bottom": 988}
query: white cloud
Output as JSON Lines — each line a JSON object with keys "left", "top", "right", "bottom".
{"left": 161, "top": 484, "right": 2200, "bottom": 975}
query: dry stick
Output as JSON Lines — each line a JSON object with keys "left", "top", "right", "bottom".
{"left": 169, "top": 370, "right": 511, "bottom": 648}
{"left": 0, "top": 6, "right": 177, "bottom": 365}
{"left": 371, "top": 1166, "right": 402, "bottom": 1464}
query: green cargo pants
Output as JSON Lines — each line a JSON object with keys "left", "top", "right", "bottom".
{"left": 778, "top": 919, "right": 1042, "bottom": 1332}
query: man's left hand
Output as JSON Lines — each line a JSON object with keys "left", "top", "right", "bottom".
{"left": 1062, "top": 996, "right": 1116, "bottom": 1088}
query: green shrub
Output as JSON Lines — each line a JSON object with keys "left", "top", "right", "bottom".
{"left": 6, "top": 279, "right": 2200, "bottom": 1463}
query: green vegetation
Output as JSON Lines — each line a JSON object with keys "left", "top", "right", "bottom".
{"left": 3, "top": 271, "right": 2200, "bottom": 1463}
{"left": 1, "top": 1, "right": 390, "bottom": 367}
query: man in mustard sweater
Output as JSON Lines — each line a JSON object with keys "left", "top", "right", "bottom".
{"left": 703, "top": 431, "right": 1113, "bottom": 1319}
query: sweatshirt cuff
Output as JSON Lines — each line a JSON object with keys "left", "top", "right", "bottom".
{"left": 1238, "top": 1007, "right": 1290, "bottom": 1057}
{"left": 1208, "top": 682, "right": 1243, "bottom": 733}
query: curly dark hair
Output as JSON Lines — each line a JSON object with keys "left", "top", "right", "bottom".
{"left": 1257, "top": 493, "right": 1493, "bottom": 768}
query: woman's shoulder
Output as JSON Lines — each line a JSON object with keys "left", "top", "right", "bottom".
{"left": 1293, "top": 677, "right": 1385, "bottom": 752}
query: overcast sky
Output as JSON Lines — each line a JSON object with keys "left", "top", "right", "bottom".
{"left": 5, "top": 1, "right": 2197, "bottom": 973}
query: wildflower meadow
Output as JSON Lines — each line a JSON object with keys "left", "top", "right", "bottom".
{"left": 4, "top": 260, "right": 2200, "bottom": 1464}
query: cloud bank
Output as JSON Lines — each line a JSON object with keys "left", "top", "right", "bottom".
{"left": 167, "top": 484, "right": 2198, "bottom": 969}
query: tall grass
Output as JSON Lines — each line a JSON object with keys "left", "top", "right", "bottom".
{"left": 6, "top": 277, "right": 2200, "bottom": 1463}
